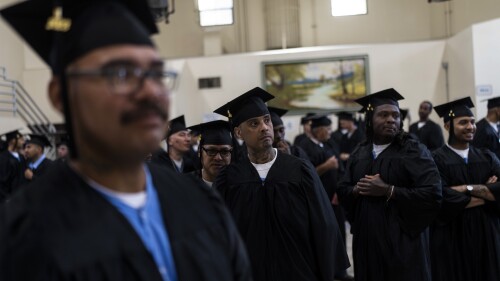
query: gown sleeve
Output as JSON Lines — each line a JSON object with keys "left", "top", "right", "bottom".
{"left": 482, "top": 149, "right": 500, "bottom": 213}
{"left": 300, "top": 161, "right": 350, "bottom": 281}
{"left": 204, "top": 179, "right": 253, "bottom": 281}
{"left": 393, "top": 142, "right": 442, "bottom": 236}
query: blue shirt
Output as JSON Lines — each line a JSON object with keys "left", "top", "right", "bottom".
{"left": 93, "top": 166, "right": 178, "bottom": 281}
{"left": 29, "top": 154, "right": 46, "bottom": 169}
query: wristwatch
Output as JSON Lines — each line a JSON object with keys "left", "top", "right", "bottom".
{"left": 466, "top": 185, "right": 474, "bottom": 195}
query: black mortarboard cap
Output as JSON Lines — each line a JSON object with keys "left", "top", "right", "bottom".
{"left": 26, "top": 134, "right": 52, "bottom": 148}
{"left": 214, "top": 87, "right": 274, "bottom": 127}
{"left": 485, "top": 96, "right": 500, "bottom": 109}
{"left": 56, "top": 134, "right": 70, "bottom": 147}
{"left": 310, "top": 114, "right": 332, "bottom": 129}
{"left": 187, "top": 120, "right": 232, "bottom": 146}
{"left": 301, "top": 112, "right": 316, "bottom": 125}
{"left": 355, "top": 88, "right": 405, "bottom": 113}
{"left": 434, "top": 97, "right": 475, "bottom": 123}
{"left": 167, "top": 115, "right": 187, "bottom": 138}
{"left": 1, "top": 129, "right": 22, "bottom": 142}
{"left": 268, "top": 106, "right": 288, "bottom": 127}
{"left": 335, "top": 111, "right": 354, "bottom": 121}
{"left": 0, "top": 0, "right": 158, "bottom": 74}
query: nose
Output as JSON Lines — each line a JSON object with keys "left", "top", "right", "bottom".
{"left": 261, "top": 121, "right": 271, "bottom": 132}
{"left": 214, "top": 153, "right": 223, "bottom": 160}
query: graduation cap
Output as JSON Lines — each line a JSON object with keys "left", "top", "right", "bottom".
{"left": 214, "top": 87, "right": 274, "bottom": 127}
{"left": 301, "top": 112, "right": 316, "bottom": 125}
{"left": 0, "top": 129, "right": 23, "bottom": 143}
{"left": 167, "top": 115, "right": 187, "bottom": 138}
{"left": 485, "top": 96, "right": 500, "bottom": 109}
{"left": 434, "top": 97, "right": 475, "bottom": 123}
{"left": 335, "top": 111, "right": 354, "bottom": 121}
{"left": 355, "top": 88, "right": 405, "bottom": 113}
{"left": 26, "top": 134, "right": 52, "bottom": 148}
{"left": 309, "top": 114, "right": 332, "bottom": 129}
{"left": 187, "top": 120, "right": 232, "bottom": 146}
{"left": 56, "top": 134, "right": 70, "bottom": 147}
{"left": 268, "top": 106, "right": 288, "bottom": 127}
{"left": 0, "top": 0, "right": 158, "bottom": 74}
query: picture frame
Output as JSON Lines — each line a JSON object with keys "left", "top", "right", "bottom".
{"left": 262, "top": 55, "right": 370, "bottom": 114}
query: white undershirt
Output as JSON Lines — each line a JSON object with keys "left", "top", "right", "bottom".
{"left": 9, "top": 151, "right": 20, "bottom": 160}
{"left": 172, "top": 159, "right": 183, "bottom": 170}
{"left": 192, "top": 144, "right": 199, "bottom": 153}
{"left": 372, "top": 143, "right": 391, "bottom": 159}
{"left": 87, "top": 178, "right": 147, "bottom": 209}
{"left": 309, "top": 136, "right": 324, "bottom": 148}
{"left": 417, "top": 121, "right": 426, "bottom": 129}
{"left": 203, "top": 179, "right": 213, "bottom": 187}
{"left": 250, "top": 148, "right": 278, "bottom": 181}
{"left": 446, "top": 144, "right": 469, "bottom": 160}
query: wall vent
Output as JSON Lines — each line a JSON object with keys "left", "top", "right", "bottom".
{"left": 198, "top": 77, "right": 221, "bottom": 89}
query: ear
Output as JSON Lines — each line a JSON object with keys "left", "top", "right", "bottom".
{"left": 444, "top": 121, "right": 450, "bottom": 132}
{"left": 233, "top": 126, "right": 242, "bottom": 140}
{"left": 48, "top": 76, "right": 64, "bottom": 113}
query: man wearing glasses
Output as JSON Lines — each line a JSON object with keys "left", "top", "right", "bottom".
{"left": 0, "top": 0, "right": 251, "bottom": 280}
{"left": 187, "top": 120, "right": 233, "bottom": 187}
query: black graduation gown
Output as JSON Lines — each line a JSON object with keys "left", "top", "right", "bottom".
{"left": 214, "top": 152, "right": 349, "bottom": 281}
{"left": 231, "top": 139, "right": 248, "bottom": 164}
{"left": 292, "top": 133, "right": 308, "bottom": 147}
{"left": 339, "top": 128, "right": 365, "bottom": 156}
{"left": 430, "top": 146, "right": 500, "bottom": 281}
{"left": 0, "top": 161, "right": 251, "bottom": 281}
{"left": 337, "top": 137, "right": 442, "bottom": 281}
{"left": 298, "top": 138, "right": 339, "bottom": 200}
{"left": 185, "top": 147, "right": 201, "bottom": 171}
{"left": 472, "top": 118, "right": 500, "bottom": 160}
{"left": 28, "top": 157, "right": 54, "bottom": 182}
{"left": 151, "top": 148, "right": 196, "bottom": 173}
{"left": 330, "top": 130, "right": 344, "bottom": 147}
{"left": 409, "top": 120, "right": 445, "bottom": 151}
{"left": 0, "top": 151, "right": 27, "bottom": 201}
{"left": 289, "top": 144, "right": 310, "bottom": 162}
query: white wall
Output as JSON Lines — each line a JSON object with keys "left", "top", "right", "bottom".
{"left": 450, "top": 0, "right": 500, "bottom": 36}
{"left": 444, "top": 26, "right": 475, "bottom": 117}
{"left": 167, "top": 41, "right": 446, "bottom": 141}
{"left": 153, "top": 0, "right": 499, "bottom": 59}
{"left": 0, "top": 0, "right": 25, "bottom": 81}
{"left": 472, "top": 18, "right": 500, "bottom": 120}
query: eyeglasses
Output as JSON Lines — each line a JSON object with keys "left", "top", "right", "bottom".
{"left": 201, "top": 147, "right": 232, "bottom": 158}
{"left": 66, "top": 62, "right": 177, "bottom": 95}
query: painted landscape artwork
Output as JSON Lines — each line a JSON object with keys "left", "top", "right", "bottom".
{"left": 263, "top": 56, "right": 369, "bottom": 113}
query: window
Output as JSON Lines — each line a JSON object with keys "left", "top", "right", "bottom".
{"left": 198, "top": 0, "right": 233, "bottom": 27}
{"left": 331, "top": 0, "right": 367, "bottom": 17}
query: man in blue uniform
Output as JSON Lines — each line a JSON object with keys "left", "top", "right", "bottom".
{"left": 0, "top": 1, "right": 251, "bottom": 280}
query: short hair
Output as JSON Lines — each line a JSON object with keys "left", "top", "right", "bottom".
{"left": 422, "top": 101, "right": 433, "bottom": 111}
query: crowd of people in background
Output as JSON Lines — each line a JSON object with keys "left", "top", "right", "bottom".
{"left": 0, "top": 0, "right": 499, "bottom": 280}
